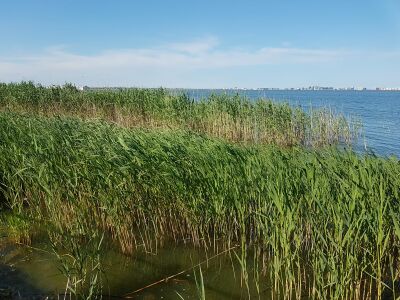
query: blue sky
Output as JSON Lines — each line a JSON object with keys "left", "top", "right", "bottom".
{"left": 1, "top": 0, "right": 399, "bottom": 88}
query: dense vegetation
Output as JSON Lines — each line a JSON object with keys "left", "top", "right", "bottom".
{"left": 0, "top": 81, "right": 359, "bottom": 147}
{"left": 0, "top": 112, "right": 399, "bottom": 299}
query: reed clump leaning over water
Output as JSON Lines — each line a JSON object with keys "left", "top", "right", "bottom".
{"left": 0, "top": 81, "right": 360, "bottom": 147}
{"left": 0, "top": 110, "right": 399, "bottom": 299}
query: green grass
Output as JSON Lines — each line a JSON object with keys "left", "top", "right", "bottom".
{"left": 0, "top": 81, "right": 360, "bottom": 147}
{"left": 0, "top": 112, "right": 398, "bottom": 299}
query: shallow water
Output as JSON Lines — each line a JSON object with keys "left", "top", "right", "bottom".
{"left": 0, "top": 240, "right": 270, "bottom": 299}
{"left": 178, "top": 89, "right": 400, "bottom": 157}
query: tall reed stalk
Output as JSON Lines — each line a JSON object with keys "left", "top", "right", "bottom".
{"left": 0, "top": 112, "right": 397, "bottom": 299}
{"left": 0, "top": 81, "right": 360, "bottom": 147}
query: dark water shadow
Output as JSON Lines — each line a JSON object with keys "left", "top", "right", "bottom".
{"left": 0, "top": 262, "right": 48, "bottom": 299}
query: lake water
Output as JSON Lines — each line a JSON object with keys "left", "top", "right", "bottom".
{"left": 0, "top": 238, "right": 268, "bottom": 299}
{"left": 181, "top": 90, "right": 400, "bottom": 157}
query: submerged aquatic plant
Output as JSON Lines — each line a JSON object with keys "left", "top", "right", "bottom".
{"left": 51, "top": 230, "right": 104, "bottom": 299}
{"left": 194, "top": 266, "right": 206, "bottom": 300}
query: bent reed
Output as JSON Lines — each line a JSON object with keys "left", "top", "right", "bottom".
{"left": 0, "top": 112, "right": 399, "bottom": 299}
{"left": 0, "top": 81, "right": 360, "bottom": 147}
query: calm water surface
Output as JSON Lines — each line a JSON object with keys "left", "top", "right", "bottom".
{"left": 181, "top": 90, "right": 400, "bottom": 157}
{"left": 1, "top": 239, "right": 268, "bottom": 299}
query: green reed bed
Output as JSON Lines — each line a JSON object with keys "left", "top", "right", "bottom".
{"left": 0, "top": 112, "right": 398, "bottom": 299}
{"left": 0, "top": 82, "right": 359, "bottom": 147}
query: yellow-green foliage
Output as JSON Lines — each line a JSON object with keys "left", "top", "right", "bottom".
{"left": 0, "top": 81, "right": 359, "bottom": 147}
{"left": 0, "top": 112, "right": 398, "bottom": 299}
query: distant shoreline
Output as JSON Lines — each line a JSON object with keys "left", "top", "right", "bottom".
{"left": 82, "top": 86, "right": 400, "bottom": 92}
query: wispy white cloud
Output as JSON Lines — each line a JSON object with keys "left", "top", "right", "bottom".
{"left": 0, "top": 37, "right": 347, "bottom": 68}
{"left": 0, "top": 37, "right": 373, "bottom": 86}
{"left": 166, "top": 36, "right": 220, "bottom": 54}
